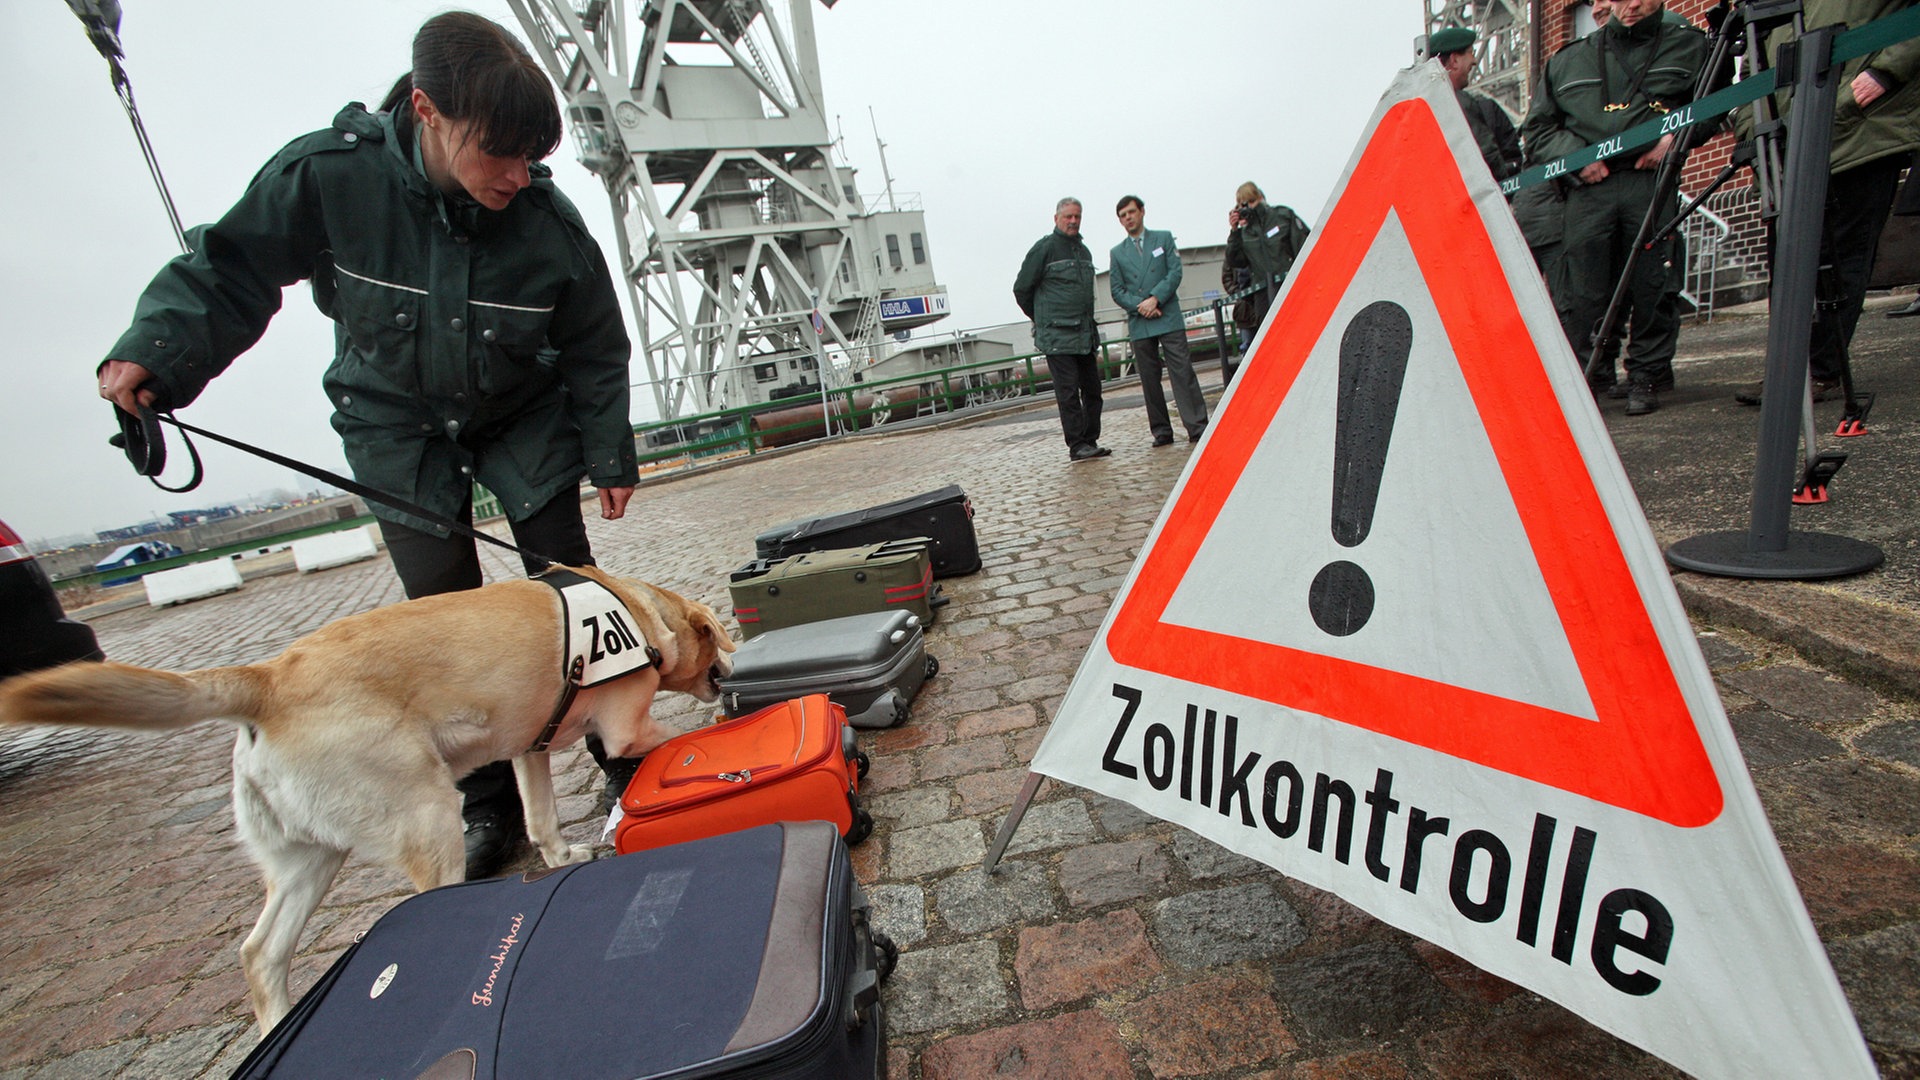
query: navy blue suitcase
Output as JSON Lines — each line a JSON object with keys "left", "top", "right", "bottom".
{"left": 233, "top": 822, "right": 892, "bottom": 1079}
{"left": 754, "top": 485, "right": 981, "bottom": 578}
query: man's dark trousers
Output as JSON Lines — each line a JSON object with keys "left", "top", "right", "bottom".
{"left": 1132, "top": 331, "right": 1207, "bottom": 441}
{"left": 1046, "top": 352, "right": 1104, "bottom": 450}
{"left": 1558, "top": 170, "right": 1678, "bottom": 389}
{"left": 1809, "top": 154, "right": 1906, "bottom": 382}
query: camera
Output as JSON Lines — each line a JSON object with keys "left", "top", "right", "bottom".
{"left": 1233, "top": 202, "right": 1254, "bottom": 228}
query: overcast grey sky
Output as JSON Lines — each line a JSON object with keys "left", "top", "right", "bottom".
{"left": 1, "top": 1, "right": 1421, "bottom": 543}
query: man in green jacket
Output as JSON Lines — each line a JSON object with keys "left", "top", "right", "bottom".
{"left": 1223, "top": 182, "right": 1311, "bottom": 361}
{"left": 1110, "top": 195, "right": 1207, "bottom": 446}
{"left": 1522, "top": 0, "right": 1709, "bottom": 416}
{"left": 1734, "top": 0, "right": 1920, "bottom": 404}
{"left": 1014, "top": 198, "right": 1109, "bottom": 462}
{"left": 96, "top": 12, "right": 642, "bottom": 879}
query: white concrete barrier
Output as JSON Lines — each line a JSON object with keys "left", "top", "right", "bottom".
{"left": 292, "top": 526, "right": 379, "bottom": 573}
{"left": 144, "top": 559, "right": 244, "bottom": 607}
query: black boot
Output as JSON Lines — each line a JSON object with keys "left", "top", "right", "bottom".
{"left": 464, "top": 816, "right": 527, "bottom": 880}
{"left": 1625, "top": 380, "right": 1660, "bottom": 416}
{"left": 595, "top": 756, "right": 645, "bottom": 818}
{"left": 460, "top": 760, "right": 528, "bottom": 880}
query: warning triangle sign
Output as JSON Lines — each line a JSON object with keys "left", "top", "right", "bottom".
{"left": 1013, "top": 65, "right": 1873, "bottom": 1079}
{"left": 1105, "top": 86, "right": 1719, "bottom": 827}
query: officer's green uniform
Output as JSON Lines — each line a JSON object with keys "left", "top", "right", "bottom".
{"left": 1224, "top": 202, "right": 1310, "bottom": 296}
{"left": 1013, "top": 227, "right": 1104, "bottom": 453}
{"left": 1460, "top": 89, "right": 1523, "bottom": 180}
{"left": 1428, "top": 27, "right": 1521, "bottom": 180}
{"left": 1224, "top": 201, "right": 1310, "bottom": 349}
{"left": 106, "top": 103, "right": 639, "bottom": 534}
{"left": 1522, "top": 11, "right": 1708, "bottom": 393}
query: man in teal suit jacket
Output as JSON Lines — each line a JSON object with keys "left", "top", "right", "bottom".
{"left": 1109, "top": 195, "right": 1208, "bottom": 444}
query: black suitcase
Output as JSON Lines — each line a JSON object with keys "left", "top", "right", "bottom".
{"left": 233, "top": 822, "right": 893, "bottom": 1080}
{"left": 755, "top": 485, "right": 981, "bottom": 578}
{"left": 718, "top": 611, "right": 939, "bottom": 729}
{"left": 730, "top": 539, "right": 938, "bottom": 638}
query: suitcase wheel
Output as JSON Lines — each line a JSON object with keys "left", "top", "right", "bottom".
{"left": 874, "top": 931, "right": 898, "bottom": 982}
{"left": 890, "top": 698, "right": 910, "bottom": 727}
{"left": 847, "top": 801, "right": 874, "bottom": 845}
{"left": 853, "top": 749, "right": 871, "bottom": 780}
{"left": 923, "top": 654, "right": 940, "bottom": 679}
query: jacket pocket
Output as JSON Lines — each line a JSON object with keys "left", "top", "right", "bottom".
{"left": 472, "top": 299, "right": 558, "bottom": 398}
{"left": 331, "top": 263, "right": 423, "bottom": 394}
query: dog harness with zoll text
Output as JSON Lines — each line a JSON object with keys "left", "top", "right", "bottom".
{"left": 529, "top": 570, "right": 664, "bottom": 753}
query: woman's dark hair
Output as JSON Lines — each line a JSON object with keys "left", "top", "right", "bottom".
{"left": 379, "top": 11, "right": 562, "bottom": 161}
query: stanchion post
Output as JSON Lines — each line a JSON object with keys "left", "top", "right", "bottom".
{"left": 1665, "top": 25, "right": 1884, "bottom": 579}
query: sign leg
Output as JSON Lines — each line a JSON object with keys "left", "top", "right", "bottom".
{"left": 982, "top": 772, "right": 1045, "bottom": 875}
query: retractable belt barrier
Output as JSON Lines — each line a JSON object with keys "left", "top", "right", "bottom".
{"left": 1499, "top": 6, "right": 1920, "bottom": 197}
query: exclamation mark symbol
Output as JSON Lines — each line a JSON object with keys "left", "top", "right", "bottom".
{"left": 1309, "top": 300, "right": 1413, "bottom": 637}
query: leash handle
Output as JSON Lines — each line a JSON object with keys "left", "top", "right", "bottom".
{"left": 108, "top": 400, "right": 203, "bottom": 493}
{"left": 111, "top": 402, "right": 558, "bottom": 569}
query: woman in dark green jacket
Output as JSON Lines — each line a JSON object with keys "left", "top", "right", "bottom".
{"left": 95, "top": 11, "right": 641, "bottom": 878}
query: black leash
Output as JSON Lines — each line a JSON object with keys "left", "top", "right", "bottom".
{"left": 110, "top": 403, "right": 559, "bottom": 570}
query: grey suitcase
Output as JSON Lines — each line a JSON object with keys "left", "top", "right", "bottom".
{"left": 718, "top": 610, "right": 939, "bottom": 729}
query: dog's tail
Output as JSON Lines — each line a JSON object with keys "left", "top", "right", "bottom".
{"left": 0, "top": 662, "right": 268, "bottom": 734}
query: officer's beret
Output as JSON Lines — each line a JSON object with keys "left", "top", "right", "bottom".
{"left": 1428, "top": 26, "right": 1476, "bottom": 56}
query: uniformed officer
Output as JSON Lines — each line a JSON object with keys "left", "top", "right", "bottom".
{"left": 1223, "top": 182, "right": 1311, "bottom": 355}
{"left": 96, "top": 11, "right": 643, "bottom": 879}
{"left": 1430, "top": 26, "right": 1522, "bottom": 181}
{"left": 1521, "top": 0, "right": 1708, "bottom": 415}
{"left": 1014, "top": 197, "right": 1109, "bottom": 462}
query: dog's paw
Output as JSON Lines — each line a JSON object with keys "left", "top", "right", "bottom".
{"left": 564, "top": 843, "right": 596, "bottom": 865}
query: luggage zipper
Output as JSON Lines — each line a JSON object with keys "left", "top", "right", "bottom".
{"left": 662, "top": 762, "right": 781, "bottom": 787}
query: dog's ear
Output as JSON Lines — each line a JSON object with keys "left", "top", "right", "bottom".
{"left": 692, "top": 603, "right": 738, "bottom": 654}
{"left": 626, "top": 588, "right": 680, "bottom": 673}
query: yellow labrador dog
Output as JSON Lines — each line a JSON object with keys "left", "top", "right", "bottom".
{"left": 0, "top": 565, "right": 734, "bottom": 1037}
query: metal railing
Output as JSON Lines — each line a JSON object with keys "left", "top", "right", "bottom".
{"left": 1678, "top": 201, "right": 1733, "bottom": 323}
{"left": 618, "top": 301, "right": 1252, "bottom": 477}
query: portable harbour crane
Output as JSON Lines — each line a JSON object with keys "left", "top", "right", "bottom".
{"left": 504, "top": 0, "right": 950, "bottom": 419}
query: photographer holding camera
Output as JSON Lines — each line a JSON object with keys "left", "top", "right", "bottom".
{"left": 1223, "top": 182, "right": 1310, "bottom": 362}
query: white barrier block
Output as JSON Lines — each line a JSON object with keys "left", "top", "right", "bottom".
{"left": 293, "top": 526, "right": 379, "bottom": 573}
{"left": 144, "top": 559, "right": 244, "bottom": 607}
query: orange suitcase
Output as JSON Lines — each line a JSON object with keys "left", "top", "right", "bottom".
{"left": 613, "top": 694, "right": 873, "bottom": 855}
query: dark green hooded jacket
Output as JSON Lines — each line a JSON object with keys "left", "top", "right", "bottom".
{"left": 105, "top": 103, "right": 637, "bottom": 532}
{"left": 1225, "top": 202, "right": 1311, "bottom": 292}
{"left": 1012, "top": 228, "right": 1097, "bottom": 355}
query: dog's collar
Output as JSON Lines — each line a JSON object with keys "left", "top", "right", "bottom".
{"left": 529, "top": 570, "right": 665, "bottom": 754}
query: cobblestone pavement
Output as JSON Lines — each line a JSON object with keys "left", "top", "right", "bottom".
{"left": 2, "top": 324, "right": 1918, "bottom": 1078}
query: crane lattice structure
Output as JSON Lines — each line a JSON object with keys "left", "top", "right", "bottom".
{"left": 506, "top": 0, "right": 944, "bottom": 419}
